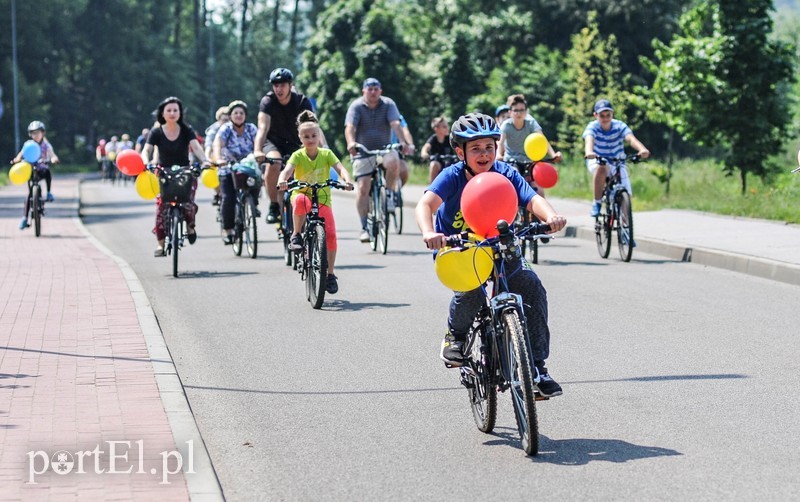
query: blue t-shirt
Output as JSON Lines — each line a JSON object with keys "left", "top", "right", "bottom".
{"left": 426, "top": 161, "right": 537, "bottom": 236}
{"left": 582, "top": 119, "right": 632, "bottom": 159}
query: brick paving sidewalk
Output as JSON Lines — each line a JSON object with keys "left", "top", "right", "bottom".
{"left": 0, "top": 177, "right": 190, "bottom": 500}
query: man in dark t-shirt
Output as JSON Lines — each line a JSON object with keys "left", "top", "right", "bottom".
{"left": 255, "top": 67, "right": 325, "bottom": 223}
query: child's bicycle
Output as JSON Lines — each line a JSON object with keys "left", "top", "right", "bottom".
{"left": 443, "top": 220, "right": 553, "bottom": 456}
{"left": 25, "top": 165, "right": 49, "bottom": 237}
{"left": 150, "top": 163, "right": 204, "bottom": 278}
{"left": 283, "top": 178, "right": 350, "bottom": 309}
{"left": 592, "top": 154, "right": 643, "bottom": 262}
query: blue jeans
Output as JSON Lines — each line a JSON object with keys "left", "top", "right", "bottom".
{"left": 447, "top": 257, "right": 551, "bottom": 365}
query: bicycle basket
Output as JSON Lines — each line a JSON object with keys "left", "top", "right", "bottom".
{"left": 159, "top": 167, "right": 194, "bottom": 203}
{"left": 232, "top": 163, "right": 262, "bottom": 190}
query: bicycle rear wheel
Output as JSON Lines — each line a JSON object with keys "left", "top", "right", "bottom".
{"left": 467, "top": 327, "right": 497, "bottom": 433}
{"left": 392, "top": 184, "right": 404, "bottom": 234}
{"left": 244, "top": 195, "right": 258, "bottom": 258}
{"left": 31, "top": 185, "right": 42, "bottom": 237}
{"left": 306, "top": 223, "right": 328, "bottom": 309}
{"left": 504, "top": 310, "right": 539, "bottom": 456}
{"left": 170, "top": 208, "right": 181, "bottom": 278}
{"left": 616, "top": 190, "right": 634, "bottom": 262}
{"left": 377, "top": 185, "right": 389, "bottom": 254}
{"left": 595, "top": 201, "right": 611, "bottom": 259}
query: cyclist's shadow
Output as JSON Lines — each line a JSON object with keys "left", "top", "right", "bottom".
{"left": 485, "top": 429, "right": 681, "bottom": 464}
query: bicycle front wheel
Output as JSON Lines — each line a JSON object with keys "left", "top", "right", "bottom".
{"left": 504, "top": 310, "right": 539, "bottom": 456}
{"left": 244, "top": 195, "right": 258, "bottom": 258}
{"left": 467, "top": 327, "right": 497, "bottom": 433}
{"left": 306, "top": 223, "right": 328, "bottom": 309}
{"left": 393, "top": 185, "right": 404, "bottom": 234}
{"left": 170, "top": 209, "right": 181, "bottom": 278}
{"left": 595, "top": 202, "right": 611, "bottom": 259}
{"left": 31, "top": 185, "right": 42, "bottom": 238}
{"left": 232, "top": 199, "right": 244, "bottom": 256}
{"left": 377, "top": 185, "right": 389, "bottom": 254}
{"left": 616, "top": 190, "right": 634, "bottom": 262}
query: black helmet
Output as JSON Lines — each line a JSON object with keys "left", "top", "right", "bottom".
{"left": 449, "top": 113, "right": 500, "bottom": 150}
{"left": 27, "top": 121, "right": 46, "bottom": 133}
{"left": 269, "top": 68, "right": 294, "bottom": 84}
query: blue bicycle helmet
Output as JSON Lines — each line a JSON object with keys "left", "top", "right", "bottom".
{"left": 449, "top": 113, "right": 501, "bottom": 150}
{"left": 269, "top": 68, "right": 294, "bottom": 84}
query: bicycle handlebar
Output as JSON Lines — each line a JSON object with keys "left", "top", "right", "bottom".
{"left": 444, "top": 220, "right": 552, "bottom": 248}
{"left": 283, "top": 178, "right": 352, "bottom": 191}
{"left": 353, "top": 143, "right": 404, "bottom": 158}
{"left": 586, "top": 154, "right": 644, "bottom": 165}
{"left": 147, "top": 162, "right": 205, "bottom": 176}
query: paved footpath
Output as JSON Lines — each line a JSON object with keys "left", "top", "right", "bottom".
{"left": 0, "top": 175, "right": 221, "bottom": 501}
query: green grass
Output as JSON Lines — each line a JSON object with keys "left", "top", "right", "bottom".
{"left": 403, "top": 157, "right": 800, "bottom": 224}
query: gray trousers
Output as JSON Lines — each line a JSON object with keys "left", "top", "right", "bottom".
{"left": 448, "top": 257, "right": 551, "bottom": 366}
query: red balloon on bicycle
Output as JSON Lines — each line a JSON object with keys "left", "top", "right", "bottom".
{"left": 461, "top": 171, "right": 517, "bottom": 238}
{"left": 533, "top": 162, "right": 558, "bottom": 189}
{"left": 116, "top": 149, "right": 145, "bottom": 176}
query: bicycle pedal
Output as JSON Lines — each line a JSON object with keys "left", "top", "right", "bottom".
{"left": 534, "top": 393, "right": 549, "bottom": 401}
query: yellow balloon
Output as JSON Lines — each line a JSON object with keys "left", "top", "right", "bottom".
{"left": 524, "top": 132, "right": 548, "bottom": 162}
{"left": 435, "top": 243, "right": 494, "bottom": 292}
{"left": 9, "top": 161, "right": 32, "bottom": 185}
{"left": 108, "top": 151, "right": 117, "bottom": 161}
{"left": 135, "top": 171, "right": 160, "bottom": 200}
{"left": 201, "top": 167, "right": 219, "bottom": 189}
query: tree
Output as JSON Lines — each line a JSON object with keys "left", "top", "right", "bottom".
{"left": 639, "top": 1, "right": 795, "bottom": 193}
{"left": 558, "top": 12, "right": 632, "bottom": 154}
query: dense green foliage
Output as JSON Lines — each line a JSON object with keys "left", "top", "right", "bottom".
{"left": 1, "top": 0, "right": 797, "bottom": 198}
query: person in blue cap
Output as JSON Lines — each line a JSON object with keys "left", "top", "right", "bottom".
{"left": 583, "top": 99, "right": 650, "bottom": 217}
{"left": 494, "top": 104, "right": 510, "bottom": 126}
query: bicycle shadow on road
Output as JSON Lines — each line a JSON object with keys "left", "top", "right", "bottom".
{"left": 171, "top": 270, "right": 259, "bottom": 279}
{"left": 323, "top": 299, "right": 410, "bottom": 311}
{"left": 484, "top": 429, "right": 681, "bottom": 465}
{"left": 564, "top": 373, "right": 748, "bottom": 385}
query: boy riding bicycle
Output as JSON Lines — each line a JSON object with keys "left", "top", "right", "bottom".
{"left": 583, "top": 99, "right": 650, "bottom": 217}
{"left": 414, "top": 113, "right": 566, "bottom": 397}
{"left": 12, "top": 121, "right": 59, "bottom": 230}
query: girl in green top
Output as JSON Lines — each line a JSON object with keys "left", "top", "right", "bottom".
{"left": 278, "top": 111, "right": 353, "bottom": 294}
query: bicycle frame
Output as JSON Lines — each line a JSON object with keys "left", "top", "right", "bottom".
{"left": 354, "top": 144, "right": 402, "bottom": 254}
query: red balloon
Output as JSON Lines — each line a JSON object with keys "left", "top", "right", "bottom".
{"left": 116, "top": 149, "right": 145, "bottom": 176}
{"left": 461, "top": 171, "right": 518, "bottom": 238}
{"left": 533, "top": 162, "right": 558, "bottom": 189}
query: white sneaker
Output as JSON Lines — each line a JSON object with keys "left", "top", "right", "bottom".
{"left": 359, "top": 230, "right": 370, "bottom": 243}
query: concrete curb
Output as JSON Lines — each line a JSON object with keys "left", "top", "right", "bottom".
{"left": 566, "top": 225, "right": 800, "bottom": 287}
{"left": 74, "top": 178, "right": 225, "bottom": 501}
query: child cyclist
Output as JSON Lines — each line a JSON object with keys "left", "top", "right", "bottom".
{"left": 12, "top": 121, "right": 60, "bottom": 230}
{"left": 414, "top": 112, "right": 566, "bottom": 397}
{"left": 277, "top": 111, "right": 354, "bottom": 295}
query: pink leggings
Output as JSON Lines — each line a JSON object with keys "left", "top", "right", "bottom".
{"left": 293, "top": 194, "right": 337, "bottom": 251}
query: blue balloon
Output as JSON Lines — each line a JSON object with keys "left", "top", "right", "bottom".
{"left": 22, "top": 141, "right": 41, "bottom": 163}
{"left": 329, "top": 167, "right": 339, "bottom": 181}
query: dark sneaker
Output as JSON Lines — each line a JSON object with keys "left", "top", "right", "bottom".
{"left": 187, "top": 231, "right": 197, "bottom": 245}
{"left": 289, "top": 234, "right": 303, "bottom": 251}
{"left": 325, "top": 274, "right": 339, "bottom": 294}
{"left": 266, "top": 203, "right": 280, "bottom": 224}
{"left": 440, "top": 331, "right": 465, "bottom": 367}
{"left": 536, "top": 372, "right": 563, "bottom": 397}
{"left": 19, "top": 218, "right": 29, "bottom": 230}
{"left": 590, "top": 201, "right": 602, "bottom": 217}
{"left": 212, "top": 194, "right": 221, "bottom": 206}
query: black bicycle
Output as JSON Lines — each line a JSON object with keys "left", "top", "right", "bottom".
{"left": 445, "top": 220, "right": 552, "bottom": 456}
{"left": 592, "top": 154, "right": 642, "bottom": 262}
{"left": 230, "top": 164, "right": 261, "bottom": 258}
{"left": 26, "top": 165, "right": 49, "bottom": 237}
{"left": 262, "top": 156, "right": 294, "bottom": 267}
{"left": 151, "top": 163, "right": 203, "bottom": 277}
{"left": 354, "top": 143, "right": 403, "bottom": 254}
{"left": 505, "top": 158, "right": 554, "bottom": 264}
{"left": 283, "top": 179, "right": 350, "bottom": 309}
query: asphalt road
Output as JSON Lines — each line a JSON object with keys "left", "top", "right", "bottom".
{"left": 80, "top": 179, "right": 800, "bottom": 501}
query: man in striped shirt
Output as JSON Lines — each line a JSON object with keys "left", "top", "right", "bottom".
{"left": 583, "top": 99, "right": 650, "bottom": 217}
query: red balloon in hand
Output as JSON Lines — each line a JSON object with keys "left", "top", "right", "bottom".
{"left": 461, "top": 171, "right": 518, "bottom": 238}
{"left": 532, "top": 162, "right": 558, "bottom": 189}
{"left": 116, "top": 150, "right": 145, "bottom": 176}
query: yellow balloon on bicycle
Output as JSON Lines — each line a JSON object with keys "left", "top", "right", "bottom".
{"left": 135, "top": 171, "right": 160, "bottom": 200}
{"left": 435, "top": 242, "right": 494, "bottom": 292}
{"left": 9, "top": 161, "right": 32, "bottom": 185}
{"left": 524, "top": 132, "right": 548, "bottom": 162}
{"left": 200, "top": 167, "right": 219, "bottom": 189}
